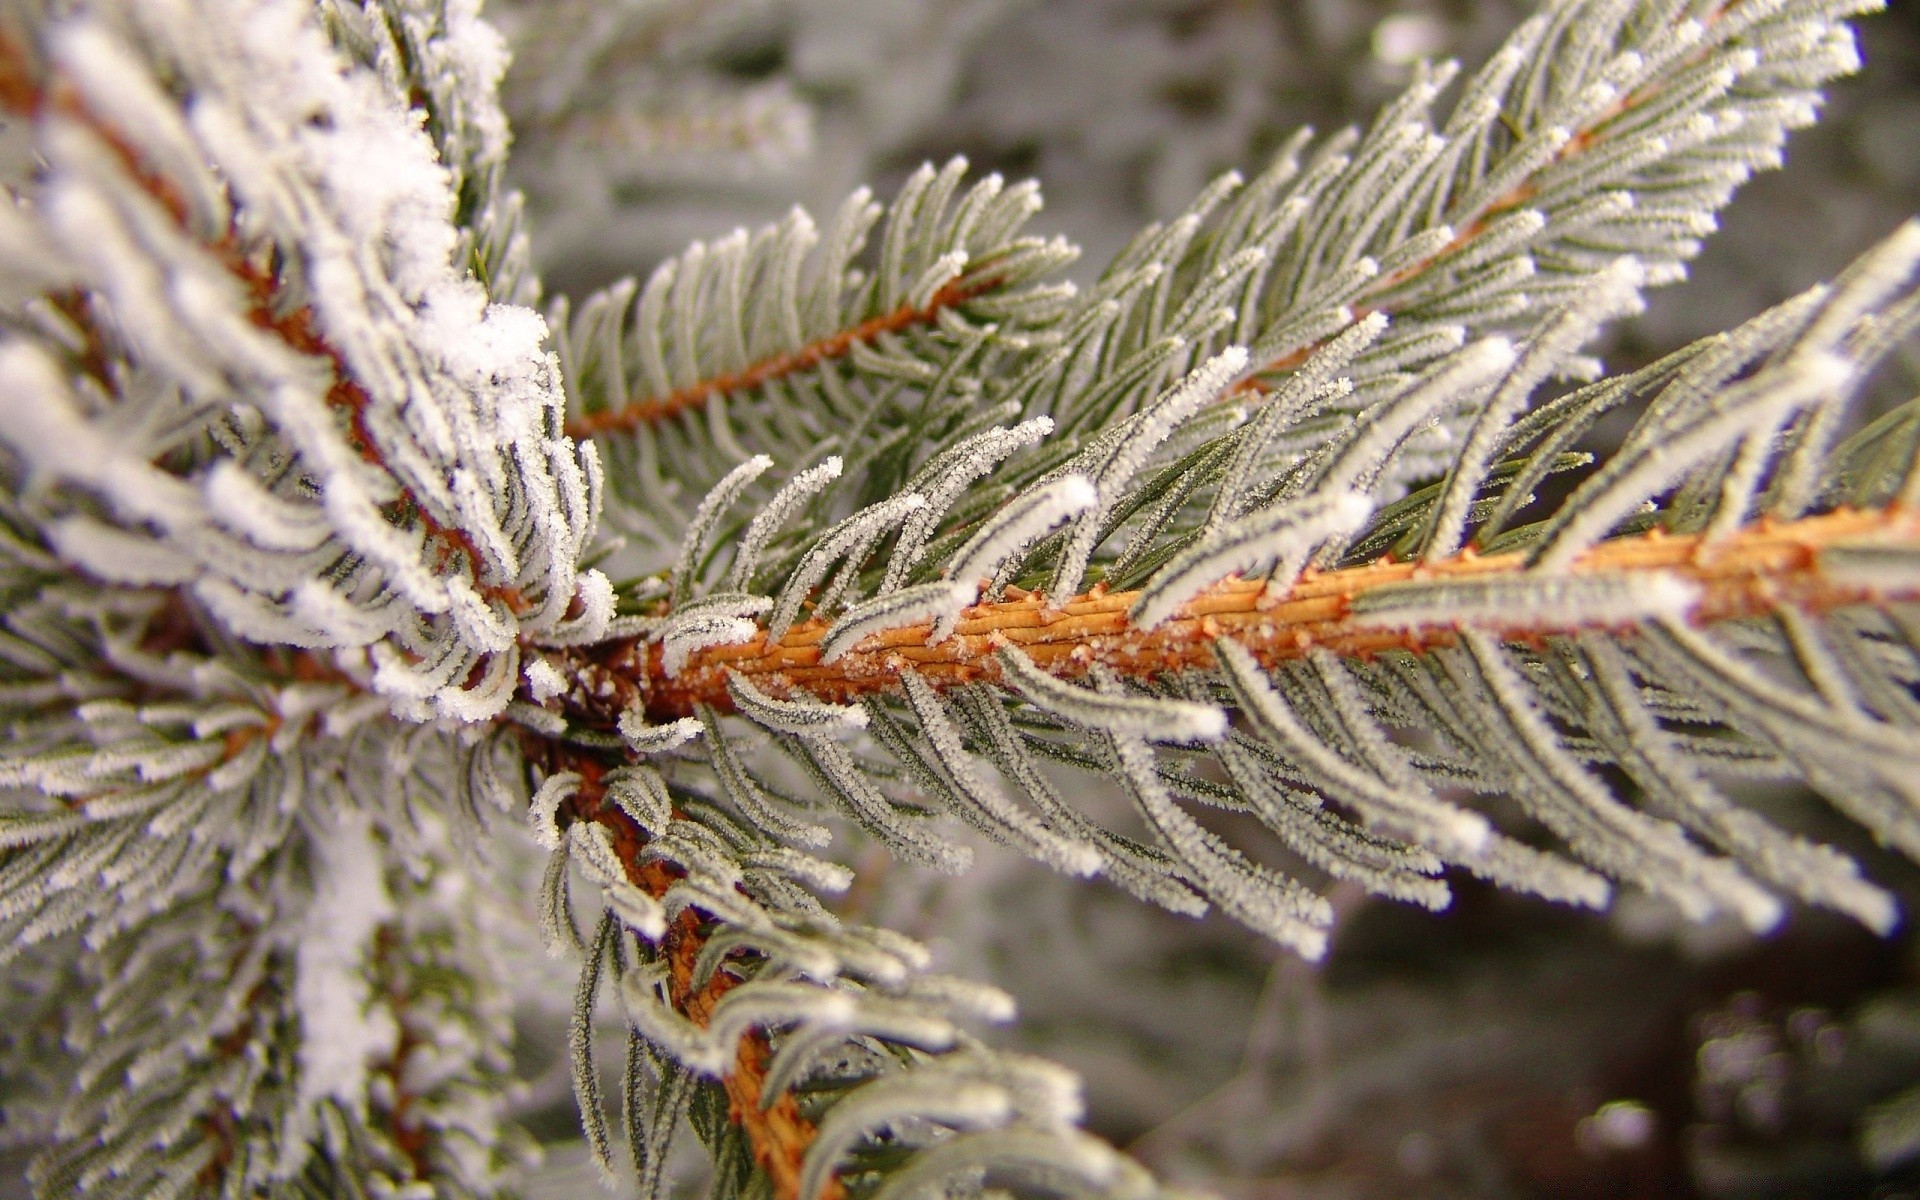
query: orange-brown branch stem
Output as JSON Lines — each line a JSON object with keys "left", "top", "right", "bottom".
{"left": 565, "top": 277, "right": 1001, "bottom": 438}
{"left": 548, "top": 754, "right": 842, "bottom": 1200}
{"left": 550, "top": 507, "right": 1920, "bottom": 724}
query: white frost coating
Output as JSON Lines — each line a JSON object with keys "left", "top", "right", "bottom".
{"left": 767, "top": 493, "right": 928, "bottom": 643}
{"left": 885, "top": 419, "right": 1057, "bottom": 590}
{"left": 987, "top": 1056, "right": 1084, "bottom": 1125}
{"left": 1052, "top": 345, "right": 1251, "bottom": 598}
{"left": 289, "top": 578, "right": 401, "bottom": 648}
{"left": 700, "top": 707, "right": 835, "bottom": 849}
{"left": 805, "top": 733, "right": 974, "bottom": 874}
{"left": 616, "top": 710, "right": 704, "bottom": 755}
{"left": 528, "top": 771, "right": 581, "bottom": 850}
{"left": 997, "top": 647, "right": 1226, "bottom": 744}
{"left": 444, "top": 574, "right": 517, "bottom": 654}
{"left": 744, "top": 849, "right": 852, "bottom": 895}
{"left": 1313, "top": 337, "right": 1517, "bottom": 499}
{"left": 697, "top": 927, "right": 840, "bottom": 987}
{"left": 1106, "top": 728, "right": 1331, "bottom": 960}
{"left": 1535, "top": 352, "right": 1854, "bottom": 571}
{"left": 1132, "top": 491, "right": 1373, "bottom": 630}
{"left": 1816, "top": 546, "right": 1920, "bottom": 591}
{"left": 1350, "top": 570, "right": 1702, "bottom": 631}
{"left": 906, "top": 248, "right": 969, "bottom": 312}
{"left": 622, "top": 974, "right": 858, "bottom": 1078}
{"left": 417, "top": 0, "right": 515, "bottom": 169}
{"left": 606, "top": 880, "right": 668, "bottom": 941}
{"left": 19, "top": 0, "right": 598, "bottom": 718}
{"left": 54, "top": 21, "right": 227, "bottom": 235}
{"left": 903, "top": 976, "right": 1020, "bottom": 1026}
{"left": 660, "top": 614, "right": 760, "bottom": 677}
{"left": 821, "top": 581, "right": 975, "bottom": 663}
{"left": 202, "top": 462, "right": 330, "bottom": 552}
{"left": 899, "top": 670, "right": 1102, "bottom": 877}
{"left": 0, "top": 196, "right": 78, "bottom": 297}
{"left": 727, "top": 671, "right": 870, "bottom": 737}
{"left": 605, "top": 764, "right": 673, "bottom": 832}
{"left": 1797, "top": 220, "right": 1920, "bottom": 355}
{"left": 1425, "top": 258, "right": 1649, "bottom": 561}
{"left": 539, "top": 569, "right": 617, "bottom": 647}
{"left": 1769, "top": 221, "right": 1920, "bottom": 514}
{"left": 567, "top": 820, "right": 631, "bottom": 890}
{"left": 195, "top": 574, "right": 336, "bottom": 647}
{"left": 801, "top": 1082, "right": 1017, "bottom": 1200}
{"left": 1455, "top": 832, "right": 1613, "bottom": 910}
{"left": 729, "top": 456, "right": 844, "bottom": 590}
{"left": 524, "top": 656, "right": 570, "bottom": 704}
{"left": 672, "top": 455, "right": 774, "bottom": 600}
{"left": 1578, "top": 633, "right": 1894, "bottom": 931}
{"left": 293, "top": 807, "right": 397, "bottom": 1125}
{"left": 1213, "top": 313, "right": 1390, "bottom": 528}
{"left": 1213, "top": 639, "right": 1492, "bottom": 854}
{"left": 0, "top": 342, "right": 194, "bottom": 527}
{"left": 1459, "top": 630, "right": 1784, "bottom": 932}
{"left": 619, "top": 971, "right": 728, "bottom": 1075}
{"left": 48, "top": 517, "right": 200, "bottom": 585}
{"left": 946, "top": 475, "right": 1097, "bottom": 594}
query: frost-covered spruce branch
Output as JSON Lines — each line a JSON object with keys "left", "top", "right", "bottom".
{"left": 550, "top": 155, "right": 1079, "bottom": 546}
{"left": 0, "top": 0, "right": 566, "bottom": 1191}
{"left": 0, "top": 1, "right": 1146, "bottom": 1185}
{"left": 551, "top": 0, "right": 1883, "bottom": 569}
{"left": 555, "top": 504, "right": 1920, "bottom": 724}
{"left": 1189, "top": 0, "right": 1891, "bottom": 402}
{"left": 5, "top": 0, "right": 1920, "bottom": 1196}
{"left": 557, "top": 0, "right": 1882, "bottom": 456}
{"left": 0, "top": 0, "right": 611, "bottom": 723}
{"left": 562, "top": 271, "right": 1022, "bottom": 439}
{"left": 526, "top": 750, "right": 836, "bottom": 1200}
{"left": 523, "top": 739, "right": 1166, "bottom": 1200}
{"left": 559, "top": 212, "right": 1920, "bottom": 967}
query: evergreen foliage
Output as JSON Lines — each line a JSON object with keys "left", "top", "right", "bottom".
{"left": 0, "top": 0, "right": 1917, "bottom": 1196}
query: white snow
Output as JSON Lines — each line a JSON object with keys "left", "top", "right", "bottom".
{"left": 293, "top": 807, "right": 398, "bottom": 1120}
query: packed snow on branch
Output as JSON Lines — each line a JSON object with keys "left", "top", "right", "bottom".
{"left": 0, "top": 0, "right": 610, "bottom": 721}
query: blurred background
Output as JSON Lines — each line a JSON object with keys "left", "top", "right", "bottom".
{"left": 489, "top": 2, "right": 1920, "bottom": 1197}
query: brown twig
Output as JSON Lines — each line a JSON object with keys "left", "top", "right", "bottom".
{"left": 564, "top": 276, "right": 1002, "bottom": 439}
{"left": 548, "top": 752, "right": 845, "bottom": 1200}
{"left": 549, "top": 506, "right": 1920, "bottom": 724}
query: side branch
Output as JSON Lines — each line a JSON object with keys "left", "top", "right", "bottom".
{"left": 564, "top": 276, "right": 1000, "bottom": 438}
{"left": 551, "top": 756, "right": 844, "bottom": 1200}
{"left": 1231, "top": 0, "right": 1736, "bottom": 396}
{"left": 557, "top": 507, "right": 1920, "bottom": 723}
